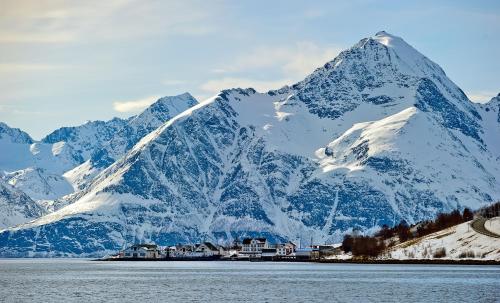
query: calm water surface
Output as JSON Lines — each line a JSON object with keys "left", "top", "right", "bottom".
{"left": 0, "top": 259, "right": 499, "bottom": 302}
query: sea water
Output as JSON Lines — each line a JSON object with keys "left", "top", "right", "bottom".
{"left": 0, "top": 259, "right": 498, "bottom": 302}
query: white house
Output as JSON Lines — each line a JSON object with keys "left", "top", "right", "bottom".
{"left": 276, "top": 242, "right": 296, "bottom": 256}
{"left": 240, "top": 238, "right": 269, "bottom": 257}
{"left": 171, "top": 242, "right": 223, "bottom": 258}
{"left": 122, "top": 244, "right": 159, "bottom": 259}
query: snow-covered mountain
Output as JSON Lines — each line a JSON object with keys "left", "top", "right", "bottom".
{"left": 0, "top": 122, "right": 33, "bottom": 145}
{"left": 475, "top": 93, "right": 500, "bottom": 159}
{"left": 0, "top": 179, "right": 45, "bottom": 229}
{"left": 63, "top": 93, "right": 198, "bottom": 190}
{"left": 0, "top": 32, "right": 499, "bottom": 257}
{"left": 0, "top": 94, "right": 198, "bottom": 202}
{"left": 41, "top": 117, "right": 131, "bottom": 166}
{"left": 0, "top": 122, "right": 77, "bottom": 202}
{"left": 4, "top": 167, "right": 73, "bottom": 201}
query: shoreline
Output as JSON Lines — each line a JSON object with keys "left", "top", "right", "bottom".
{"left": 96, "top": 257, "right": 500, "bottom": 265}
{"left": 316, "top": 259, "right": 500, "bottom": 266}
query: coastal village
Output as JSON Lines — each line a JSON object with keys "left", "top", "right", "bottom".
{"left": 107, "top": 204, "right": 500, "bottom": 262}
{"left": 114, "top": 238, "right": 344, "bottom": 261}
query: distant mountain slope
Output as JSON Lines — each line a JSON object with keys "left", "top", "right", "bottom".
{"left": 475, "top": 93, "right": 500, "bottom": 159}
{"left": 41, "top": 93, "right": 198, "bottom": 166}
{"left": 0, "top": 122, "right": 33, "bottom": 144}
{"left": 0, "top": 32, "right": 498, "bottom": 257}
{"left": 0, "top": 94, "right": 198, "bottom": 203}
{"left": 4, "top": 168, "right": 73, "bottom": 201}
{"left": 41, "top": 117, "right": 130, "bottom": 164}
{"left": 0, "top": 179, "right": 45, "bottom": 229}
{"left": 65, "top": 93, "right": 198, "bottom": 190}
{"left": 0, "top": 122, "right": 77, "bottom": 203}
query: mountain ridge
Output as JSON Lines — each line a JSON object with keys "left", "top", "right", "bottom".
{"left": 0, "top": 94, "right": 198, "bottom": 201}
{"left": 0, "top": 32, "right": 498, "bottom": 256}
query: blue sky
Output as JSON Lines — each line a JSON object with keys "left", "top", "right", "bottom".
{"left": 1, "top": 0, "right": 499, "bottom": 139}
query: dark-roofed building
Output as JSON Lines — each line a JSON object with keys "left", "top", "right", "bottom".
{"left": 261, "top": 248, "right": 277, "bottom": 260}
{"left": 195, "top": 242, "right": 223, "bottom": 256}
{"left": 170, "top": 242, "right": 224, "bottom": 258}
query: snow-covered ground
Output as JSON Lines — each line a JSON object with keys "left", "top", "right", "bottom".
{"left": 485, "top": 217, "right": 500, "bottom": 235}
{"left": 384, "top": 221, "right": 500, "bottom": 261}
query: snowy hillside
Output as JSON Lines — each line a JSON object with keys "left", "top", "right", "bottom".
{"left": 385, "top": 220, "right": 500, "bottom": 261}
{"left": 0, "top": 32, "right": 499, "bottom": 257}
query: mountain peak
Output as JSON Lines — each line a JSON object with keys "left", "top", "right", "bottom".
{"left": 132, "top": 92, "right": 198, "bottom": 123}
{"left": 375, "top": 30, "right": 389, "bottom": 35}
{"left": 370, "top": 31, "right": 427, "bottom": 64}
{"left": 373, "top": 31, "right": 401, "bottom": 39}
{"left": 0, "top": 122, "right": 34, "bottom": 144}
{"left": 156, "top": 92, "right": 196, "bottom": 104}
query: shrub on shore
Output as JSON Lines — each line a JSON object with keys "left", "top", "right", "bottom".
{"left": 458, "top": 250, "right": 475, "bottom": 258}
{"left": 432, "top": 247, "right": 446, "bottom": 258}
{"left": 342, "top": 234, "right": 385, "bottom": 257}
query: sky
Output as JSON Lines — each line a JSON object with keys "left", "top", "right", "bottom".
{"left": 0, "top": 0, "right": 499, "bottom": 139}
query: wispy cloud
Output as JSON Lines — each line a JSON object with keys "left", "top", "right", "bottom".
{"left": 466, "top": 91, "right": 497, "bottom": 103}
{"left": 223, "top": 42, "right": 341, "bottom": 79}
{"left": 200, "top": 77, "right": 292, "bottom": 94}
{"left": 0, "top": 0, "right": 216, "bottom": 44}
{"left": 0, "top": 63, "right": 69, "bottom": 73}
{"left": 112, "top": 95, "right": 161, "bottom": 113}
{"left": 0, "top": 103, "right": 56, "bottom": 116}
{"left": 201, "top": 42, "right": 341, "bottom": 94}
{"left": 162, "top": 79, "right": 186, "bottom": 86}
{"left": 0, "top": 32, "right": 75, "bottom": 43}
{"left": 211, "top": 68, "right": 227, "bottom": 74}
{"left": 304, "top": 8, "right": 326, "bottom": 19}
